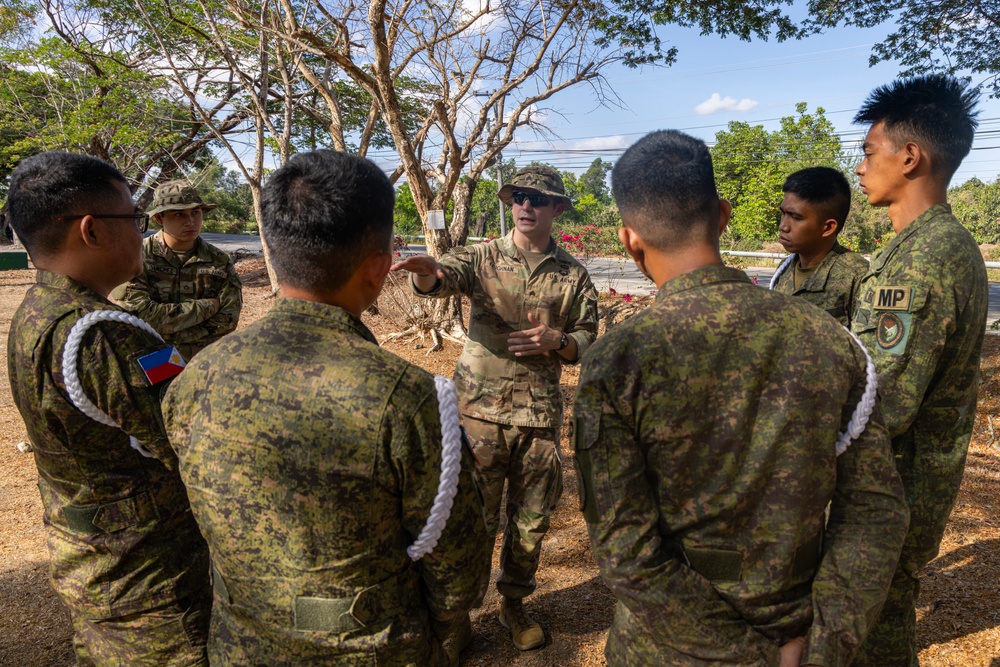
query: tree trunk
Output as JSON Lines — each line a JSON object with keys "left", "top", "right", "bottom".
{"left": 249, "top": 183, "right": 280, "bottom": 295}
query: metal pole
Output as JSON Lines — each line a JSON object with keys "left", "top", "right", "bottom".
{"left": 497, "top": 149, "right": 506, "bottom": 237}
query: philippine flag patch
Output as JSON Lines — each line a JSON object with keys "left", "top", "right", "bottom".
{"left": 137, "top": 346, "right": 186, "bottom": 385}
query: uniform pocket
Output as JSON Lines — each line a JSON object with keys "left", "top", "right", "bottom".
{"left": 572, "top": 412, "right": 610, "bottom": 524}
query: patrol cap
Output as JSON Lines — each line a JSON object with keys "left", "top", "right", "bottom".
{"left": 146, "top": 180, "right": 218, "bottom": 216}
{"left": 498, "top": 165, "right": 574, "bottom": 210}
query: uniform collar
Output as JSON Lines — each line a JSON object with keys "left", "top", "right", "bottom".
{"left": 498, "top": 231, "right": 557, "bottom": 262}
{"left": 148, "top": 230, "right": 208, "bottom": 263}
{"left": 873, "top": 203, "right": 952, "bottom": 271}
{"left": 34, "top": 269, "right": 115, "bottom": 305}
{"left": 654, "top": 264, "right": 751, "bottom": 302}
{"left": 269, "top": 296, "right": 377, "bottom": 345}
{"left": 792, "top": 242, "right": 850, "bottom": 292}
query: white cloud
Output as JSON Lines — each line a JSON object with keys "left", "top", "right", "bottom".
{"left": 573, "top": 135, "right": 628, "bottom": 151}
{"left": 693, "top": 93, "right": 758, "bottom": 116}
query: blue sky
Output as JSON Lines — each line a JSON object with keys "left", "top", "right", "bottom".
{"left": 492, "top": 20, "right": 1000, "bottom": 186}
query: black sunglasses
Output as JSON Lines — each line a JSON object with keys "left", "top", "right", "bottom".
{"left": 58, "top": 213, "right": 149, "bottom": 233}
{"left": 511, "top": 191, "right": 551, "bottom": 208}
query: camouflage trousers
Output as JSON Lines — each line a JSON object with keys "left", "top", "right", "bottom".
{"left": 852, "top": 564, "right": 919, "bottom": 667}
{"left": 69, "top": 586, "right": 211, "bottom": 667}
{"left": 463, "top": 417, "right": 563, "bottom": 601}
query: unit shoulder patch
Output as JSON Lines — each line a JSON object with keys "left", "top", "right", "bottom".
{"left": 876, "top": 311, "right": 911, "bottom": 355}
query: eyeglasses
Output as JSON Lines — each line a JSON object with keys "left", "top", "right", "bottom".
{"left": 58, "top": 213, "right": 150, "bottom": 233}
{"left": 511, "top": 191, "right": 551, "bottom": 208}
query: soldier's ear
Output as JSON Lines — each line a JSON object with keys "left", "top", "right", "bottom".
{"left": 718, "top": 199, "right": 732, "bottom": 236}
{"left": 821, "top": 217, "right": 838, "bottom": 239}
{"left": 618, "top": 226, "right": 644, "bottom": 263}
{"left": 363, "top": 248, "right": 393, "bottom": 290}
{"left": 77, "top": 215, "right": 102, "bottom": 250}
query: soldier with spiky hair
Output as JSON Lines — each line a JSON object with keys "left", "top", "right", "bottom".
{"left": 850, "top": 74, "right": 988, "bottom": 666}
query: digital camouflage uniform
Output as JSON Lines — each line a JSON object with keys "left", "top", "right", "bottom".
{"left": 413, "top": 233, "right": 598, "bottom": 599}
{"left": 161, "top": 297, "right": 490, "bottom": 666}
{"left": 111, "top": 230, "right": 242, "bottom": 360}
{"left": 573, "top": 264, "right": 909, "bottom": 667}
{"left": 851, "top": 204, "right": 988, "bottom": 667}
{"left": 771, "top": 242, "right": 869, "bottom": 327}
{"left": 7, "top": 270, "right": 211, "bottom": 667}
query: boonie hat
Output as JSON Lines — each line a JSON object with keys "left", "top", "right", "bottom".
{"left": 498, "top": 166, "right": 574, "bottom": 210}
{"left": 146, "top": 180, "right": 218, "bottom": 216}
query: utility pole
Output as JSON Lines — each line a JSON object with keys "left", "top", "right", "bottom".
{"left": 497, "top": 141, "right": 506, "bottom": 237}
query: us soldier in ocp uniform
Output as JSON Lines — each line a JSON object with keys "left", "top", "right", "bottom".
{"left": 391, "top": 166, "right": 599, "bottom": 653}
{"left": 161, "top": 150, "right": 489, "bottom": 666}
{"left": 850, "top": 75, "right": 988, "bottom": 667}
{"left": 771, "top": 166, "right": 869, "bottom": 327}
{"left": 111, "top": 181, "right": 242, "bottom": 359}
{"left": 573, "top": 130, "right": 909, "bottom": 666}
{"left": 6, "top": 151, "right": 211, "bottom": 666}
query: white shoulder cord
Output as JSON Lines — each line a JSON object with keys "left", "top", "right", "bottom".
{"left": 62, "top": 310, "right": 164, "bottom": 458}
{"left": 408, "top": 375, "right": 463, "bottom": 561}
{"left": 836, "top": 330, "right": 879, "bottom": 456}
{"left": 768, "top": 253, "right": 796, "bottom": 290}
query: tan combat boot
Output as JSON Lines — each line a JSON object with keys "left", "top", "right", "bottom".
{"left": 440, "top": 613, "right": 473, "bottom": 667}
{"left": 498, "top": 597, "right": 544, "bottom": 650}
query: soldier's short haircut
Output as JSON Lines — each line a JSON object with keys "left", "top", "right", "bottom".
{"left": 7, "top": 151, "right": 128, "bottom": 258}
{"left": 854, "top": 74, "right": 980, "bottom": 181}
{"left": 262, "top": 150, "right": 394, "bottom": 291}
{"left": 611, "top": 130, "right": 720, "bottom": 251}
{"left": 782, "top": 167, "right": 852, "bottom": 233}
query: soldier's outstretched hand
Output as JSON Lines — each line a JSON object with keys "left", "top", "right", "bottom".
{"left": 391, "top": 254, "right": 444, "bottom": 279}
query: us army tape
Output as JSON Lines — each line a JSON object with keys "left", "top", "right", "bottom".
{"left": 62, "top": 310, "right": 163, "bottom": 458}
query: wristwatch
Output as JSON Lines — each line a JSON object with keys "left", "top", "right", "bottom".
{"left": 557, "top": 332, "right": 569, "bottom": 351}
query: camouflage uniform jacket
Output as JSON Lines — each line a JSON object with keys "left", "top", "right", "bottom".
{"left": 852, "top": 204, "right": 988, "bottom": 574}
{"left": 162, "top": 297, "right": 490, "bottom": 665}
{"left": 414, "top": 233, "right": 599, "bottom": 427}
{"left": 573, "top": 264, "right": 908, "bottom": 667}
{"left": 771, "top": 242, "right": 869, "bottom": 327}
{"left": 111, "top": 231, "right": 242, "bottom": 359}
{"left": 6, "top": 270, "right": 210, "bottom": 620}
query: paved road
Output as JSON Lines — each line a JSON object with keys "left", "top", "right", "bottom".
{"left": 200, "top": 234, "right": 1000, "bottom": 328}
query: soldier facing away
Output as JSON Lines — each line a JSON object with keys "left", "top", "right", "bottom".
{"left": 391, "top": 165, "right": 599, "bottom": 654}
{"left": 161, "top": 150, "right": 490, "bottom": 666}
{"left": 6, "top": 151, "right": 211, "bottom": 666}
{"left": 111, "top": 180, "right": 242, "bottom": 360}
{"left": 770, "top": 166, "right": 869, "bottom": 327}
{"left": 850, "top": 75, "right": 988, "bottom": 667}
{"left": 572, "top": 130, "right": 909, "bottom": 666}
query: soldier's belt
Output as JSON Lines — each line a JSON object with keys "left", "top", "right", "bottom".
{"left": 670, "top": 533, "right": 823, "bottom": 583}
{"left": 212, "top": 562, "right": 420, "bottom": 634}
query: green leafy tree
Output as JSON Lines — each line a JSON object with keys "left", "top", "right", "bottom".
{"left": 713, "top": 103, "right": 846, "bottom": 245}
{"left": 578, "top": 158, "right": 614, "bottom": 203}
{"left": 949, "top": 177, "right": 1000, "bottom": 244}
{"left": 806, "top": 0, "right": 1000, "bottom": 98}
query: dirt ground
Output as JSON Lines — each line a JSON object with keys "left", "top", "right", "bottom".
{"left": 2, "top": 258, "right": 999, "bottom": 666}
